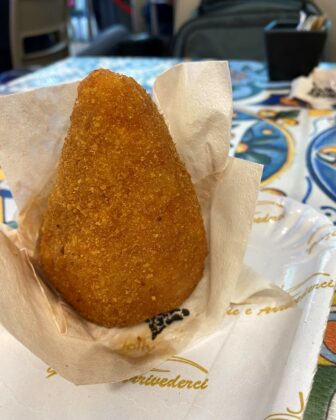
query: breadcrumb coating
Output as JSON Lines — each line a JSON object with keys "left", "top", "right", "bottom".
{"left": 39, "top": 69, "right": 208, "bottom": 328}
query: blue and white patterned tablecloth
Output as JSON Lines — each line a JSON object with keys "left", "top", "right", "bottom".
{"left": 0, "top": 57, "right": 273, "bottom": 101}
{"left": 0, "top": 57, "right": 335, "bottom": 419}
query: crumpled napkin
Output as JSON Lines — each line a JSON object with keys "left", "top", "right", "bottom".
{"left": 290, "top": 67, "right": 336, "bottom": 109}
{"left": 0, "top": 61, "right": 267, "bottom": 385}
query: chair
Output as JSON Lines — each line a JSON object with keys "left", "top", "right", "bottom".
{"left": 10, "top": 0, "right": 69, "bottom": 69}
{"left": 173, "top": 0, "right": 322, "bottom": 60}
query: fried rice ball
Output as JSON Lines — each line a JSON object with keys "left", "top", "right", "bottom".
{"left": 39, "top": 69, "right": 208, "bottom": 328}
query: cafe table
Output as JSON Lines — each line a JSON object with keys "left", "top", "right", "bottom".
{"left": 0, "top": 57, "right": 335, "bottom": 419}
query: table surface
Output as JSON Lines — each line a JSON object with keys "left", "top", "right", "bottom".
{"left": 1, "top": 57, "right": 336, "bottom": 419}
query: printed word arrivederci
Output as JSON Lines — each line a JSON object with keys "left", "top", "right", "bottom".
{"left": 123, "top": 374, "right": 209, "bottom": 390}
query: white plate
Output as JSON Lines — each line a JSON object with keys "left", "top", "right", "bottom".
{"left": 0, "top": 192, "right": 335, "bottom": 420}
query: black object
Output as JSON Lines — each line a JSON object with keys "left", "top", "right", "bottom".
{"left": 173, "top": 0, "right": 321, "bottom": 60}
{"left": 150, "top": 2, "right": 174, "bottom": 37}
{"left": 115, "top": 34, "right": 172, "bottom": 57}
{"left": 0, "top": 0, "right": 11, "bottom": 71}
{"left": 146, "top": 308, "right": 190, "bottom": 340}
{"left": 265, "top": 20, "right": 328, "bottom": 81}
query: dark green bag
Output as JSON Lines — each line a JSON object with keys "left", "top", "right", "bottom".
{"left": 174, "top": 0, "right": 321, "bottom": 60}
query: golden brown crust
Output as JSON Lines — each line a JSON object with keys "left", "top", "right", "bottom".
{"left": 39, "top": 69, "right": 208, "bottom": 328}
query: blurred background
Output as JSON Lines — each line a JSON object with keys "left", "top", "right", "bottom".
{"left": 0, "top": 0, "right": 335, "bottom": 80}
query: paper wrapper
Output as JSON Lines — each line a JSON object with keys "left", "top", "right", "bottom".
{"left": 290, "top": 67, "right": 336, "bottom": 109}
{"left": 0, "top": 62, "right": 263, "bottom": 385}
